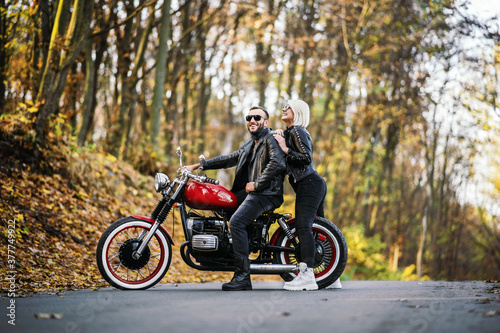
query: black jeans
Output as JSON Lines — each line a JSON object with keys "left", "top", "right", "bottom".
{"left": 290, "top": 172, "right": 327, "bottom": 268}
{"left": 230, "top": 190, "right": 283, "bottom": 259}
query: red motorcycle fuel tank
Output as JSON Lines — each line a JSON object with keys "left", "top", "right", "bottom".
{"left": 183, "top": 180, "right": 238, "bottom": 211}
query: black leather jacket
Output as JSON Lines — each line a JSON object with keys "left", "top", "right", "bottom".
{"left": 284, "top": 125, "right": 316, "bottom": 182}
{"left": 201, "top": 129, "right": 286, "bottom": 196}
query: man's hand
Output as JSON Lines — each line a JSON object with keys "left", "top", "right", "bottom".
{"left": 181, "top": 163, "right": 201, "bottom": 173}
{"left": 246, "top": 182, "right": 256, "bottom": 193}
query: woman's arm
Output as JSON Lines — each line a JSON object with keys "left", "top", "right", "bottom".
{"left": 286, "top": 127, "right": 312, "bottom": 166}
{"left": 253, "top": 136, "right": 286, "bottom": 192}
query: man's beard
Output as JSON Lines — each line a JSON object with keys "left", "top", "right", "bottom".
{"left": 247, "top": 121, "right": 265, "bottom": 134}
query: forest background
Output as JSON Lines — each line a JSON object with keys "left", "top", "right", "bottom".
{"left": 1, "top": 0, "right": 499, "bottom": 292}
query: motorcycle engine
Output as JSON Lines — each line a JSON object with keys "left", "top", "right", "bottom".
{"left": 187, "top": 216, "right": 226, "bottom": 252}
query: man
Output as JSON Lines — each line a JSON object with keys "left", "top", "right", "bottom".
{"left": 184, "top": 106, "right": 286, "bottom": 291}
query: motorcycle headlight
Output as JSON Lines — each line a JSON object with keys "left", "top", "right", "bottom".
{"left": 154, "top": 173, "right": 170, "bottom": 192}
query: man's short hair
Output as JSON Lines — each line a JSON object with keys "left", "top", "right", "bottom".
{"left": 249, "top": 106, "right": 269, "bottom": 120}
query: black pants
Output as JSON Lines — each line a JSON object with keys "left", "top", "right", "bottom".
{"left": 290, "top": 172, "right": 327, "bottom": 268}
{"left": 230, "top": 190, "right": 283, "bottom": 259}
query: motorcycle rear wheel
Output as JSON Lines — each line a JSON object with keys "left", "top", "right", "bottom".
{"left": 272, "top": 217, "right": 347, "bottom": 289}
{"left": 96, "top": 217, "right": 172, "bottom": 290}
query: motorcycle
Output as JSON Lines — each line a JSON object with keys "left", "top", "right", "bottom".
{"left": 96, "top": 147, "right": 348, "bottom": 290}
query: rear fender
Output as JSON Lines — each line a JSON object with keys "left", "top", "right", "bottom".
{"left": 131, "top": 215, "right": 175, "bottom": 245}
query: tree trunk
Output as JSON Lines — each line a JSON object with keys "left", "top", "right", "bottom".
{"left": 181, "top": 77, "right": 190, "bottom": 142}
{"left": 110, "top": 2, "right": 135, "bottom": 157}
{"left": 417, "top": 184, "right": 430, "bottom": 278}
{"left": 125, "top": 8, "right": 154, "bottom": 149}
{"left": 256, "top": 39, "right": 271, "bottom": 107}
{"left": 38, "top": 0, "right": 51, "bottom": 83}
{"left": 417, "top": 114, "right": 438, "bottom": 278}
{"left": 217, "top": 59, "right": 237, "bottom": 186}
{"left": 287, "top": 52, "right": 298, "bottom": 98}
{"left": 150, "top": 0, "right": 172, "bottom": 150}
{"left": 361, "top": 127, "right": 381, "bottom": 236}
{"left": 0, "top": 0, "right": 7, "bottom": 110}
{"left": 35, "top": 0, "right": 93, "bottom": 145}
{"left": 197, "top": 35, "right": 209, "bottom": 153}
{"left": 77, "top": 45, "right": 96, "bottom": 146}
{"left": 78, "top": 0, "right": 117, "bottom": 146}
{"left": 179, "top": 1, "right": 193, "bottom": 143}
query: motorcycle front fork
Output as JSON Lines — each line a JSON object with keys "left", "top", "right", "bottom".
{"left": 132, "top": 221, "right": 162, "bottom": 260}
{"left": 133, "top": 178, "right": 188, "bottom": 259}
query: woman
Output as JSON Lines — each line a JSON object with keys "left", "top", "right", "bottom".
{"left": 273, "top": 99, "right": 341, "bottom": 291}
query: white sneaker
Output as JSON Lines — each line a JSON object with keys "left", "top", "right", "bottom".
{"left": 326, "top": 278, "right": 342, "bottom": 289}
{"left": 283, "top": 263, "right": 318, "bottom": 291}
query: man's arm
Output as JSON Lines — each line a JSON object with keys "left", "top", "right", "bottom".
{"left": 202, "top": 149, "right": 241, "bottom": 170}
{"left": 184, "top": 148, "right": 241, "bottom": 173}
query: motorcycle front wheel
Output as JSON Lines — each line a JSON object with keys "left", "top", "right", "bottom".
{"left": 96, "top": 217, "right": 172, "bottom": 290}
{"left": 272, "top": 216, "right": 348, "bottom": 289}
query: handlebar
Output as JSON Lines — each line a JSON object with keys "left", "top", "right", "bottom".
{"left": 178, "top": 168, "right": 220, "bottom": 185}
{"left": 200, "top": 175, "right": 219, "bottom": 185}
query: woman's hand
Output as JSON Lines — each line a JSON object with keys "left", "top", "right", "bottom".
{"left": 273, "top": 133, "right": 289, "bottom": 154}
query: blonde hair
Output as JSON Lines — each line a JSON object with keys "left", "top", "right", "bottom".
{"left": 288, "top": 99, "right": 310, "bottom": 128}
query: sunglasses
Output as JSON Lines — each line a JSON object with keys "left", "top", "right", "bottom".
{"left": 245, "top": 115, "right": 266, "bottom": 122}
{"left": 282, "top": 104, "right": 291, "bottom": 111}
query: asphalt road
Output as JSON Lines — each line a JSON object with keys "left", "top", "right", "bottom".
{"left": 2, "top": 281, "right": 500, "bottom": 333}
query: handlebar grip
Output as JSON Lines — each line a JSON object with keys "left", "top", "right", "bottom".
{"left": 204, "top": 176, "right": 219, "bottom": 185}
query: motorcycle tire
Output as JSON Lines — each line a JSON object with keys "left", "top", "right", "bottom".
{"left": 96, "top": 217, "right": 172, "bottom": 290}
{"left": 272, "top": 216, "right": 348, "bottom": 289}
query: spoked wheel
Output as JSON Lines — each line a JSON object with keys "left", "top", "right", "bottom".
{"left": 96, "top": 217, "right": 172, "bottom": 290}
{"left": 272, "top": 217, "right": 348, "bottom": 289}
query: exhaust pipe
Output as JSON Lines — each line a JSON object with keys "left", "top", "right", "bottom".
{"left": 250, "top": 264, "right": 298, "bottom": 274}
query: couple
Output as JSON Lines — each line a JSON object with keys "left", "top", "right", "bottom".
{"left": 184, "top": 100, "right": 341, "bottom": 291}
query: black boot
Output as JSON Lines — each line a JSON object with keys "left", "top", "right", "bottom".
{"left": 222, "top": 257, "right": 252, "bottom": 291}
